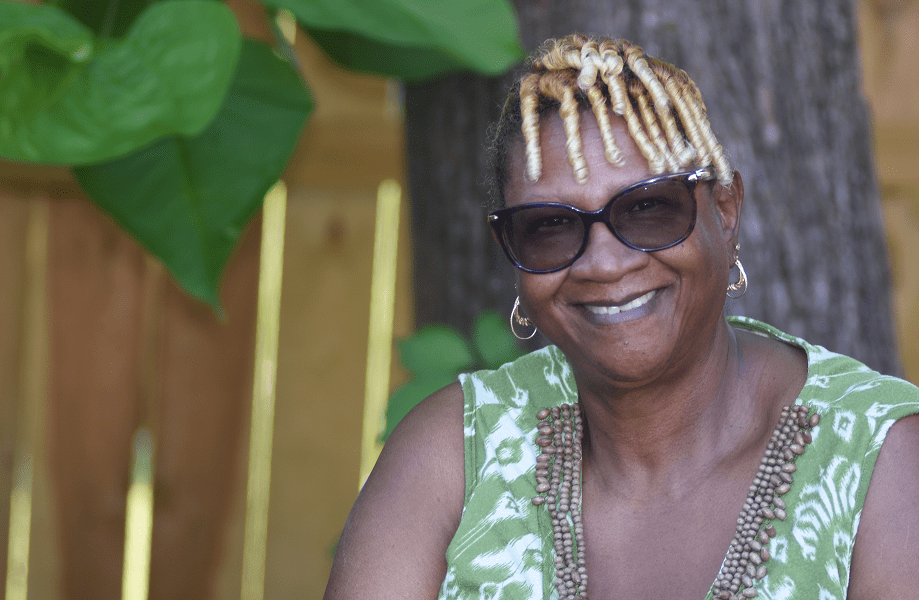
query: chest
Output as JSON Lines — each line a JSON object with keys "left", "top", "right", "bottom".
{"left": 578, "top": 490, "right": 743, "bottom": 600}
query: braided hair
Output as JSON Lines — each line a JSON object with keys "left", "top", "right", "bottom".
{"left": 487, "top": 34, "right": 732, "bottom": 209}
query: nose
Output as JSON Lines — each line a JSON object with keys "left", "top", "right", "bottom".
{"left": 568, "top": 221, "right": 649, "bottom": 280}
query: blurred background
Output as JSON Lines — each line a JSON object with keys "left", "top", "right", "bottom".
{"left": 0, "top": 0, "right": 916, "bottom": 599}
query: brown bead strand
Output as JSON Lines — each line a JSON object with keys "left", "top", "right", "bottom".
{"left": 533, "top": 403, "right": 820, "bottom": 600}
{"left": 711, "top": 405, "right": 820, "bottom": 600}
{"left": 534, "top": 404, "right": 587, "bottom": 600}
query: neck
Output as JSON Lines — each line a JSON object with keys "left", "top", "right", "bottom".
{"left": 574, "top": 318, "right": 760, "bottom": 493}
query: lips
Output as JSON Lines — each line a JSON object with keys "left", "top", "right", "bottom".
{"left": 583, "top": 289, "right": 658, "bottom": 315}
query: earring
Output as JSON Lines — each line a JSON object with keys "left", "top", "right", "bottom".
{"left": 727, "top": 244, "right": 748, "bottom": 299}
{"left": 510, "top": 297, "right": 537, "bottom": 340}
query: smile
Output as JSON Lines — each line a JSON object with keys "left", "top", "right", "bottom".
{"left": 584, "top": 290, "right": 657, "bottom": 315}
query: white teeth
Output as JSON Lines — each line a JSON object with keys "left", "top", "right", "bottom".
{"left": 585, "top": 290, "right": 657, "bottom": 315}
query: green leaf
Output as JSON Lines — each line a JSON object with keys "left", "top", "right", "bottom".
{"left": 380, "top": 374, "right": 457, "bottom": 442}
{"left": 0, "top": 0, "right": 241, "bottom": 165}
{"left": 472, "top": 310, "right": 526, "bottom": 369}
{"left": 74, "top": 39, "right": 313, "bottom": 309}
{"left": 0, "top": 1, "right": 93, "bottom": 70}
{"left": 48, "top": 0, "right": 154, "bottom": 38}
{"left": 261, "top": 0, "right": 525, "bottom": 80}
{"left": 396, "top": 325, "right": 476, "bottom": 376}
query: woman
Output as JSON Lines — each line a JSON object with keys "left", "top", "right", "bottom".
{"left": 324, "top": 35, "right": 919, "bottom": 600}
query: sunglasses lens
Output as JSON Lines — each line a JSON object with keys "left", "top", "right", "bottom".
{"left": 502, "top": 206, "right": 585, "bottom": 272}
{"left": 610, "top": 179, "right": 695, "bottom": 251}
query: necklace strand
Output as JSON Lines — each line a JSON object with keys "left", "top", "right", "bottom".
{"left": 532, "top": 403, "right": 820, "bottom": 600}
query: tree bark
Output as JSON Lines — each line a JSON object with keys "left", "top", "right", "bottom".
{"left": 405, "top": 0, "right": 900, "bottom": 374}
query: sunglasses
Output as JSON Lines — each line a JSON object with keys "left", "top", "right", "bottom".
{"left": 488, "top": 168, "right": 715, "bottom": 273}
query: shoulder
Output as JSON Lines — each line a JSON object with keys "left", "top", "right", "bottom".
{"left": 323, "top": 383, "right": 465, "bottom": 600}
{"left": 847, "top": 413, "right": 919, "bottom": 599}
{"left": 367, "top": 381, "right": 466, "bottom": 515}
{"left": 729, "top": 316, "right": 919, "bottom": 409}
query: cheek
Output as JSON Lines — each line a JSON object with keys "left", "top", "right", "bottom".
{"left": 516, "top": 272, "right": 565, "bottom": 320}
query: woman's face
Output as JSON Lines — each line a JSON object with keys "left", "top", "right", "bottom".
{"left": 504, "top": 111, "right": 742, "bottom": 387}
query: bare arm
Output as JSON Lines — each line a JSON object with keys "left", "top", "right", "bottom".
{"left": 847, "top": 413, "right": 919, "bottom": 599}
{"left": 323, "top": 383, "right": 466, "bottom": 600}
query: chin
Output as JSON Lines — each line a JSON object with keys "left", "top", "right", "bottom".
{"left": 559, "top": 336, "right": 675, "bottom": 388}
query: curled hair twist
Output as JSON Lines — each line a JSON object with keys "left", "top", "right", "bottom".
{"left": 579, "top": 44, "right": 623, "bottom": 166}
{"left": 541, "top": 74, "right": 589, "bottom": 183}
{"left": 520, "top": 74, "right": 542, "bottom": 182}
{"left": 586, "top": 85, "right": 623, "bottom": 166}
{"left": 664, "top": 76, "right": 705, "bottom": 166}
{"left": 680, "top": 84, "right": 732, "bottom": 185}
{"left": 636, "top": 94, "right": 679, "bottom": 173}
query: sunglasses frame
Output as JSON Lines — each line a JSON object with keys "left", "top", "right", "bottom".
{"left": 488, "top": 168, "right": 715, "bottom": 274}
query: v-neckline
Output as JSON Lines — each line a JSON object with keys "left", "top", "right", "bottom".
{"left": 546, "top": 317, "right": 818, "bottom": 600}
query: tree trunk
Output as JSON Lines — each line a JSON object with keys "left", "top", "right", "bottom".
{"left": 405, "top": 0, "right": 900, "bottom": 374}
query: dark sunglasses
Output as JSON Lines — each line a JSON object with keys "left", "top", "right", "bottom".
{"left": 488, "top": 168, "right": 715, "bottom": 273}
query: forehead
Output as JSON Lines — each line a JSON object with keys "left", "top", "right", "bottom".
{"left": 504, "top": 111, "right": 655, "bottom": 208}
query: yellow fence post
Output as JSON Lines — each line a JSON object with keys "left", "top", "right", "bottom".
{"left": 240, "top": 182, "right": 288, "bottom": 600}
{"left": 4, "top": 199, "right": 49, "bottom": 600}
{"left": 121, "top": 428, "right": 155, "bottom": 600}
{"left": 359, "top": 180, "right": 401, "bottom": 488}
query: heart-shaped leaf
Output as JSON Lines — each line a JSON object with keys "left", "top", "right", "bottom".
{"left": 261, "top": 0, "right": 525, "bottom": 81}
{"left": 472, "top": 310, "right": 526, "bottom": 369}
{"left": 397, "top": 325, "right": 476, "bottom": 377}
{"left": 74, "top": 39, "right": 313, "bottom": 309}
{"left": 0, "top": 0, "right": 241, "bottom": 165}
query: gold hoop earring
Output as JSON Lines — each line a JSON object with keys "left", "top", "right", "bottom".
{"left": 510, "top": 297, "right": 537, "bottom": 340}
{"left": 727, "top": 255, "right": 748, "bottom": 299}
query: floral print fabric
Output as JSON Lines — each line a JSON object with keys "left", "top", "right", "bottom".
{"left": 438, "top": 317, "right": 919, "bottom": 600}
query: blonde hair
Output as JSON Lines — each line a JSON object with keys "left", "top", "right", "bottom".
{"left": 488, "top": 34, "right": 732, "bottom": 207}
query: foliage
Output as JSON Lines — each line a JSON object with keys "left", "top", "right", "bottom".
{"left": 0, "top": 1, "right": 240, "bottom": 166}
{"left": 74, "top": 39, "right": 312, "bottom": 308}
{"left": 380, "top": 311, "right": 527, "bottom": 442}
{"left": 0, "top": 0, "right": 525, "bottom": 310}
{"left": 264, "top": 0, "right": 524, "bottom": 81}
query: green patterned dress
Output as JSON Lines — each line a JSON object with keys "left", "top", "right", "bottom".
{"left": 437, "top": 317, "right": 919, "bottom": 600}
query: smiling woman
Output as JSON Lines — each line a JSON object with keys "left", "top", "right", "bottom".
{"left": 323, "top": 34, "right": 919, "bottom": 600}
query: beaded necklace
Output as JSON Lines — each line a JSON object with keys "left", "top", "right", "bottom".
{"left": 532, "top": 402, "right": 820, "bottom": 600}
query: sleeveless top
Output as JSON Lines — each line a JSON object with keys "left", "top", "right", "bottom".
{"left": 437, "top": 317, "right": 919, "bottom": 600}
